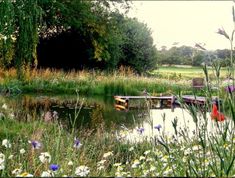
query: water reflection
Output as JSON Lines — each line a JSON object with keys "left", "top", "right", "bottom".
{"left": 1, "top": 94, "right": 231, "bottom": 142}
{"left": 0, "top": 94, "right": 146, "bottom": 131}
{"left": 120, "top": 108, "right": 233, "bottom": 143}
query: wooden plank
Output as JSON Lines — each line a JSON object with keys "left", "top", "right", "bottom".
{"left": 114, "top": 96, "right": 173, "bottom": 100}
{"left": 115, "top": 104, "right": 126, "bottom": 110}
{"left": 114, "top": 97, "right": 126, "bottom": 103}
{"left": 115, "top": 95, "right": 208, "bottom": 102}
{"left": 114, "top": 95, "right": 208, "bottom": 105}
{"left": 182, "top": 95, "right": 206, "bottom": 102}
{"left": 113, "top": 95, "right": 216, "bottom": 111}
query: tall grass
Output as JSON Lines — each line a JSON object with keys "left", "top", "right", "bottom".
{"left": 0, "top": 67, "right": 195, "bottom": 96}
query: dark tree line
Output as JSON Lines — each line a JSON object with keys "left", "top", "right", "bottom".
{"left": 0, "top": 0, "right": 157, "bottom": 77}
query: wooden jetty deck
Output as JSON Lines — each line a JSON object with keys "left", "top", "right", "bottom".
{"left": 182, "top": 95, "right": 207, "bottom": 104}
{"left": 114, "top": 96, "right": 173, "bottom": 99}
{"left": 114, "top": 95, "right": 210, "bottom": 111}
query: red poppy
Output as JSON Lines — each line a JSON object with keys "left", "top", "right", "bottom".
{"left": 211, "top": 103, "right": 225, "bottom": 122}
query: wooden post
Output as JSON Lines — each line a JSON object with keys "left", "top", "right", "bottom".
{"left": 171, "top": 96, "right": 176, "bottom": 112}
{"left": 124, "top": 99, "right": 129, "bottom": 110}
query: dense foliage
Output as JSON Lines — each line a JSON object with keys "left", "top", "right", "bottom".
{"left": 0, "top": 0, "right": 157, "bottom": 75}
{"left": 118, "top": 18, "right": 157, "bottom": 74}
{"left": 0, "top": 0, "right": 42, "bottom": 79}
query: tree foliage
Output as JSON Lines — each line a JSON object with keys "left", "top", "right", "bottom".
{"left": 118, "top": 18, "right": 157, "bottom": 73}
{"left": 157, "top": 45, "right": 231, "bottom": 67}
{"left": 0, "top": 0, "right": 16, "bottom": 67}
{"left": 1, "top": 0, "right": 158, "bottom": 75}
{"left": 0, "top": 0, "right": 42, "bottom": 79}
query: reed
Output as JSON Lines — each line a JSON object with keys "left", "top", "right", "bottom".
{"left": 0, "top": 67, "right": 211, "bottom": 96}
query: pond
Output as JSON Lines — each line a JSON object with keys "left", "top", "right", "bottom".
{"left": 0, "top": 94, "right": 147, "bottom": 130}
{"left": 0, "top": 94, "right": 229, "bottom": 142}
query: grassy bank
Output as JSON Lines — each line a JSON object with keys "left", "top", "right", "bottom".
{"left": 0, "top": 67, "right": 222, "bottom": 96}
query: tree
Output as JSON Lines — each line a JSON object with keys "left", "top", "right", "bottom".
{"left": 1, "top": 0, "right": 159, "bottom": 74}
{"left": 118, "top": 18, "right": 157, "bottom": 74}
{"left": 1, "top": 0, "right": 131, "bottom": 76}
{"left": 0, "top": 0, "right": 15, "bottom": 67}
{"left": 0, "top": 0, "right": 42, "bottom": 79}
{"left": 192, "top": 51, "right": 204, "bottom": 66}
{"left": 37, "top": 1, "right": 157, "bottom": 73}
{"left": 37, "top": 0, "right": 131, "bottom": 70}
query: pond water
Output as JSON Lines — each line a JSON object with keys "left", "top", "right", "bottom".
{"left": 0, "top": 94, "right": 146, "bottom": 130}
{"left": 0, "top": 94, "right": 229, "bottom": 142}
{"left": 123, "top": 108, "right": 230, "bottom": 142}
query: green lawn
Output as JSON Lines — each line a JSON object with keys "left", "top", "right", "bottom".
{"left": 153, "top": 66, "right": 228, "bottom": 79}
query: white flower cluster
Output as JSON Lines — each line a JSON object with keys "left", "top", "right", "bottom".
{"left": 41, "top": 170, "right": 54, "bottom": 177}
{"left": 0, "top": 153, "right": 5, "bottom": 170}
{"left": 39, "top": 152, "right": 51, "bottom": 164}
{"left": 0, "top": 34, "right": 7, "bottom": 41}
{"left": 2, "top": 139, "right": 11, "bottom": 148}
{"left": 12, "top": 168, "right": 22, "bottom": 176}
{"left": 75, "top": 165, "right": 90, "bottom": 177}
{"left": 20, "top": 148, "right": 26, "bottom": 155}
{"left": 103, "top": 151, "right": 113, "bottom": 158}
{"left": 131, "top": 159, "right": 140, "bottom": 169}
{"left": 97, "top": 159, "right": 106, "bottom": 171}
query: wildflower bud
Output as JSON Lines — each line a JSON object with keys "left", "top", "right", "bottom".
{"left": 217, "top": 28, "right": 230, "bottom": 40}
{"left": 233, "top": 6, "right": 235, "bottom": 22}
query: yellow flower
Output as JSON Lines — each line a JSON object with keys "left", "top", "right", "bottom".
{"left": 18, "top": 172, "right": 33, "bottom": 177}
{"left": 161, "top": 155, "right": 169, "bottom": 162}
{"left": 223, "top": 143, "right": 228, "bottom": 149}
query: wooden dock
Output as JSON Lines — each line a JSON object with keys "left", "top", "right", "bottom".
{"left": 114, "top": 95, "right": 209, "bottom": 111}
{"left": 182, "top": 95, "right": 206, "bottom": 104}
{"left": 114, "top": 96, "right": 173, "bottom": 99}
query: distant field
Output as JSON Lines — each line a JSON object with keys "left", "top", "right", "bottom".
{"left": 153, "top": 66, "right": 228, "bottom": 79}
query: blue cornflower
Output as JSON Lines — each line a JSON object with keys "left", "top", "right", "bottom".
{"left": 73, "top": 138, "right": 82, "bottom": 149}
{"left": 154, "top": 124, "right": 162, "bottom": 131}
{"left": 137, "top": 127, "right": 144, "bottom": 134}
{"left": 29, "top": 140, "right": 41, "bottom": 149}
{"left": 50, "top": 164, "right": 59, "bottom": 171}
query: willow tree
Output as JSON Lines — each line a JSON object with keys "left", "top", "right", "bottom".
{"left": 0, "top": 0, "right": 42, "bottom": 79}
{"left": 0, "top": 0, "right": 15, "bottom": 67}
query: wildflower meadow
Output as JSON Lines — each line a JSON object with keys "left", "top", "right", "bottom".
{"left": 0, "top": 1, "right": 235, "bottom": 178}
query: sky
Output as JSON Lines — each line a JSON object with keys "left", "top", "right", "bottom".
{"left": 127, "top": 1, "right": 235, "bottom": 50}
